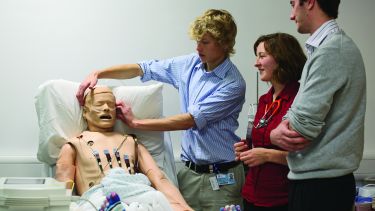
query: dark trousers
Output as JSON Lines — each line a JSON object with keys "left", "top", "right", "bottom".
{"left": 288, "top": 173, "right": 355, "bottom": 211}
{"left": 243, "top": 200, "right": 288, "bottom": 211}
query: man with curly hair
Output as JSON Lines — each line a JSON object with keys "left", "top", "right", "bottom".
{"left": 76, "top": 9, "right": 246, "bottom": 211}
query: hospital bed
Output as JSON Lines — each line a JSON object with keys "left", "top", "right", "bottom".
{"left": 5, "top": 79, "right": 178, "bottom": 210}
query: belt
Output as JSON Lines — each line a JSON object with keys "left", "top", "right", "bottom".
{"left": 185, "top": 161, "right": 240, "bottom": 174}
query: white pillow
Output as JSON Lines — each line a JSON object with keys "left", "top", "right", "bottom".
{"left": 35, "top": 79, "right": 164, "bottom": 166}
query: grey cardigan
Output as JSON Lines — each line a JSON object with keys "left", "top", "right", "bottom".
{"left": 286, "top": 30, "right": 366, "bottom": 180}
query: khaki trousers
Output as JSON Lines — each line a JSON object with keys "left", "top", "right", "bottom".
{"left": 177, "top": 163, "right": 245, "bottom": 211}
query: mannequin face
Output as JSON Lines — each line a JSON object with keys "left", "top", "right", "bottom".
{"left": 83, "top": 87, "right": 116, "bottom": 132}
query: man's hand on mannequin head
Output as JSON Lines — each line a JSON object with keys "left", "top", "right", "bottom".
{"left": 76, "top": 71, "right": 99, "bottom": 106}
{"left": 116, "top": 100, "right": 136, "bottom": 128}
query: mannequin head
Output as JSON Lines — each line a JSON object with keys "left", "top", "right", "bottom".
{"left": 83, "top": 86, "right": 116, "bottom": 132}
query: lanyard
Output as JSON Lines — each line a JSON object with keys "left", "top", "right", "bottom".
{"left": 254, "top": 98, "right": 281, "bottom": 129}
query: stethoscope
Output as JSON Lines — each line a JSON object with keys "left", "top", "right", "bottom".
{"left": 254, "top": 98, "right": 281, "bottom": 129}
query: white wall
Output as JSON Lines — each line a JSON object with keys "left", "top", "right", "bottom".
{"left": 0, "top": 0, "right": 374, "bottom": 174}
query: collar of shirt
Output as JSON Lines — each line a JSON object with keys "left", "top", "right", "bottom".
{"left": 260, "top": 81, "right": 300, "bottom": 104}
{"left": 194, "top": 57, "right": 231, "bottom": 79}
{"left": 305, "top": 19, "right": 340, "bottom": 57}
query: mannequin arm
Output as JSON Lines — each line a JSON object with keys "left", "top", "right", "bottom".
{"left": 137, "top": 145, "right": 193, "bottom": 211}
{"left": 55, "top": 143, "right": 76, "bottom": 189}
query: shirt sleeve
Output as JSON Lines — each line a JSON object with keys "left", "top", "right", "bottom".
{"left": 138, "top": 54, "right": 197, "bottom": 89}
{"left": 188, "top": 79, "right": 246, "bottom": 130}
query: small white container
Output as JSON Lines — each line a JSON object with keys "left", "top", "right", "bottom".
{"left": 359, "top": 184, "right": 375, "bottom": 197}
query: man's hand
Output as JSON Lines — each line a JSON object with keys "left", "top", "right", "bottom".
{"left": 116, "top": 101, "right": 136, "bottom": 128}
{"left": 76, "top": 71, "right": 99, "bottom": 106}
{"left": 270, "top": 119, "right": 309, "bottom": 151}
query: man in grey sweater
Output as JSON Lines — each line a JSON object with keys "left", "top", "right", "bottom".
{"left": 270, "top": 0, "right": 366, "bottom": 211}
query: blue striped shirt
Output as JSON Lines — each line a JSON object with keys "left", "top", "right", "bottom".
{"left": 305, "top": 20, "right": 340, "bottom": 58}
{"left": 138, "top": 53, "right": 246, "bottom": 164}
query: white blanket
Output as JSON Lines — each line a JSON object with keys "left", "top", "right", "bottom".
{"left": 72, "top": 168, "right": 172, "bottom": 211}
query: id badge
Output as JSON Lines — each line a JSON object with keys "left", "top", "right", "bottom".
{"left": 216, "top": 173, "right": 236, "bottom": 186}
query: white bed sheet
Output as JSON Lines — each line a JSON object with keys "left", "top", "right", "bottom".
{"left": 69, "top": 168, "right": 172, "bottom": 211}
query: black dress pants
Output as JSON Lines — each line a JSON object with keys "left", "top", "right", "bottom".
{"left": 288, "top": 173, "right": 355, "bottom": 211}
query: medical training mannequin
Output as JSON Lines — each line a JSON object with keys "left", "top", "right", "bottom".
{"left": 55, "top": 86, "right": 192, "bottom": 211}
